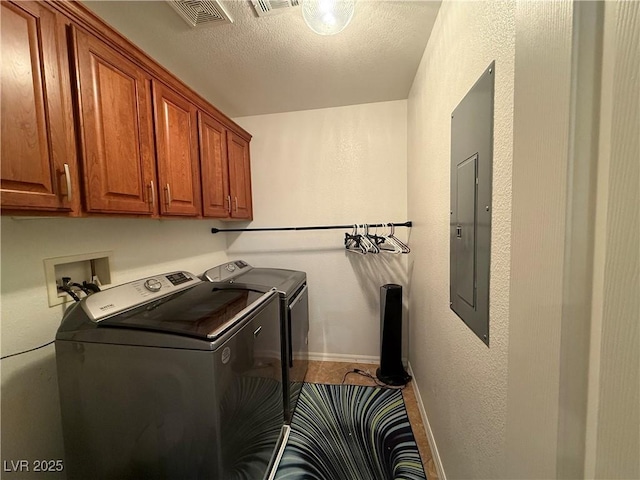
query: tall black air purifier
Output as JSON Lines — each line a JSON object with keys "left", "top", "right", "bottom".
{"left": 376, "top": 284, "right": 411, "bottom": 386}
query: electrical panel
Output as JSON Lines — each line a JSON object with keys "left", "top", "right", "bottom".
{"left": 450, "top": 62, "right": 494, "bottom": 346}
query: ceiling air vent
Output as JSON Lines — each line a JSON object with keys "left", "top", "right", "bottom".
{"left": 167, "top": 0, "right": 233, "bottom": 27}
{"left": 251, "top": 0, "right": 300, "bottom": 17}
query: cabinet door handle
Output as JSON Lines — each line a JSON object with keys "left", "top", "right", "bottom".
{"left": 63, "top": 163, "right": 73, "bottom": 203}
{"left": 149, "top": 181, "right": 155, "bottom": 209}
{"left": 227, "top": 195, "right": 231, "bottom": 214}
{"left": 165, "top": 183, "right": 171, "bottom": 208}
{"left": 234, "top": 196, "right": 238, "bottom": 212}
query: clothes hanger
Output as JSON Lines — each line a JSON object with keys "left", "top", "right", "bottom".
{"left": 362, "top": 224, "right": 379, "bottom": 254}
{"left": 345, "top": 224, "right": 366, "bottom": 255}
{"left": 344, "top": 225, "right": 357, "bottom": 251}
{"left": 379, "top": 223, "right": 403, "bottom": 254}
{"left": 389, "top": 223, "right": 410, "bottom": 253}
{"left": 368, "top": 224, "right": 387, "bottom": 250}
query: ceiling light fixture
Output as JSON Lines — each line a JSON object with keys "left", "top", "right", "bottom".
{"left": 302, "top": 0, "right": 355, "bottom": 36}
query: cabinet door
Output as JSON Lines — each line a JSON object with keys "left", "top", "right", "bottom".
{"left": 72, "top": 26, "right": 156, "bottom": 215}
{"left": 227, "top": 132, "right": 253, "bottom": 220}
{"left": 152, "top": 82, "right": 201, "bottom": 216}
{"left": 1, "top": 1, "right": 78, "bottom": 212}
{"left": 199, "top": 112, "right": 230, "bottom": 218}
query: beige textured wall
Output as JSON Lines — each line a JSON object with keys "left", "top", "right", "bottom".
{"left": 505, "top": 1, "right": 577, "bottom": 478}
{"left": 1, "top": 217, "right": 229, "bottom": 477}
{"left": 406, "top": 1, "right": 515, "bottom": 478}
{"left": 586, "top": 1, "right": 640, "bottom": 477}
{"left": 233, "top": 101, "right": 409, "bottom": 361}
{"left": 409, "top": 1, "right": 637, "bottom": 478}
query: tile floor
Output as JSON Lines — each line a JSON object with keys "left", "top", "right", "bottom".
{"left": 304, "top": 361, "right": 439, "bottom": 480}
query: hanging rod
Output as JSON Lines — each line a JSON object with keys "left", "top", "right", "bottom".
{"left": 211, "top": 221, "right": 412, "bottom": 234}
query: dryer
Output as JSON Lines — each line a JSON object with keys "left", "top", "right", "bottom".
{"left": 203, "top": 261, "right": 308, "bottom": 424}
{"left": 55, "top": 271, "right": 285, "bottom": 480}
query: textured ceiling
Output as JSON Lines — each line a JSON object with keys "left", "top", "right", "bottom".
{"left": 82, "top": 0, "right": 441, "bottom": 118}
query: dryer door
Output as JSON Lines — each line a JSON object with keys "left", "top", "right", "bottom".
{"left": 287, "top": 284, "right": 309, "bottom": 422}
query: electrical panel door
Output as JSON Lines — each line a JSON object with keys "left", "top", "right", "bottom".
{"left": 450, "top": 62, "right": 494, "bottom": 346}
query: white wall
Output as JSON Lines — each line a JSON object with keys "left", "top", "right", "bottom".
{"left": 233, "top": 100, "right": 408, "bottom": 361}
{"left": 408, "top": 1, "right": 638, "bottom": 479}
{"left": 505, "top": 1, "right": 580, "bottom": 477}
{"left": 0, "top": 217, "right": 228, "bottom": 477}
{"left": 585, "top": 1, "right": 639, "bottom": 477}
{"left": 505, "top": 2, "right": 639, "bottom": 478}
{"left": 406, "top": 1, "right": 515, "bottom": 478}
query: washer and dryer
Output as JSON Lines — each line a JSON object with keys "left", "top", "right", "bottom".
{"left": 203, "top": 261, "right": 309, "bottom": 424}
{"left": 55, "top": 271, "right": 286, "bottom": 480}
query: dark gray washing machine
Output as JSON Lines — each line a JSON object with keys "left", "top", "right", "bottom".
{"left": 55, "top": 271, "right": 285, "bottom": 480}
{"left": 203, "top": 261, "right": 308, "bottom": 424}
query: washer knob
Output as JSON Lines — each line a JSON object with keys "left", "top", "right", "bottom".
{"left": 226, "top": 263, "right": 236, "bottom": 272}
{"left": 144, "top": 278, "right": 162, "bottom": 292}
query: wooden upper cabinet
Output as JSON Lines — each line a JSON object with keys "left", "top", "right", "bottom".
{"left": 227, "top": 132, "right": 253, "bottom": 220}
{"left": 71, "top": 25, "right": 157, "bottom": 215}
{"left": 152, "top": 81, "right": 201, "bottom": 217}
{"left": 199, "top": 112, "right": 230, "bottom": 218}
{"left": 1, "top": 1, "right": 252, "bottom": 219}
{"left": 1, "top": 1, "right": 79, "bottom": 213}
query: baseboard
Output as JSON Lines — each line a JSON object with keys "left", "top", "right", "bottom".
{"left": 407, "top": 362, "right": 447, "bottom": 480}
{"left": 307, "top": 351, "right": 379, "bottom": 364}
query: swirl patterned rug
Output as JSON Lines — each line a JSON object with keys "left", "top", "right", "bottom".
{"left": 275, "top": 383, "right": 426, "bottom": 480}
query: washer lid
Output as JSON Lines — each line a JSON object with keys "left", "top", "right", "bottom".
{"left": 98, "top": 284, "right": 266, "bottom": 339}
{"left": 229, "top": 268, "right": 306, "bottom": 295}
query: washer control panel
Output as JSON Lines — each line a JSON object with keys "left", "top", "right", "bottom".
{"left": 203, "top": 260, "right": 251, "bottom": 283}
{"left": 82, "top": 271, "right": 201, "bottom": 322}
{"left": 144, "top": 278, "right": 162, "bottom": 292}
